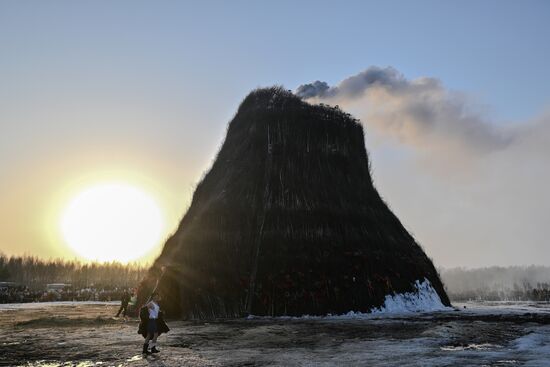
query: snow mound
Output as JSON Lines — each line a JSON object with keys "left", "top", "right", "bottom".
{"left": 370, "top": 278, "right": 450, "bottom": 314}
{"left": 246, "top": 279, "right": 451, "bottom": 320}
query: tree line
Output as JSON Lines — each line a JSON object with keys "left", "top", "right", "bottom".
{"left": 440, "top": 265, "right": 550, "bottom": 301}
{"left": 0, "top": 254, "right": 147, "bottom": 289}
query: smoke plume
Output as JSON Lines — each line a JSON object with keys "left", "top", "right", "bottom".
{"left": 296, "top": 67, "right": 550, "bottom": 267}
{"left": 297, "top": 66, "right": 515, "bottom": 158}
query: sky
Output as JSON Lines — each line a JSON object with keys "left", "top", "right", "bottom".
{"left": 0, "top": 0, "right": 549, "bottom": 267}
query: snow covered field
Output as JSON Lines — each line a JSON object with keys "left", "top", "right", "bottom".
{"left": 1, "top": 301, "right": 550, "bottom": 366}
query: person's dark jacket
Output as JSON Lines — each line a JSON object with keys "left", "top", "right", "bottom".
{"left": 121, "top": 292, "right": 130, "bottom": 306}
{"left": 138, "top": 305, "right": 170, "bottom": 337}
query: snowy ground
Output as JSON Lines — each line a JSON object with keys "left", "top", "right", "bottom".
{"left": 1, "top": 301, "right": 550, "bottom": 367}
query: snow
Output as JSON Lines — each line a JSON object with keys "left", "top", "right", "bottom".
{"left": 513, "top": 328, "right": 550, "bottom": 351}
{"left": 3, "top": 301, "right": 550, "bottom": 366}
{"left": 510, "top": 328, "right": 550, "bottom": 367}
{"left": 247, "top": 278, "right": 451, "bottom": 321}
{"left": 370, "top": 278, "right": 450, "bottom": 314}
{"left": 454, "top": 300, "right": 550, "bottom": 315}
{"left": 321, "top": 278, "right": 450, "bottom": 319}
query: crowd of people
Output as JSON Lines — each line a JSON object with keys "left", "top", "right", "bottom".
{"left": 0, "top": 284, "right": 136, "bottom": 304}
{"left": 0, "top": 256, "right": 169, "bottom": 356}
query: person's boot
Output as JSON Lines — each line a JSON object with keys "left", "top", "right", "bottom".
{"left": 142, "top": 343, "right": 151, "bottom": 355}
{"left": 151, "top": 346, "right": 160, "bottom": 353}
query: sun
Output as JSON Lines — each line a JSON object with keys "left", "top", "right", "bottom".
{"left": 60, "top": 182, "right": 165, "bottom": 262}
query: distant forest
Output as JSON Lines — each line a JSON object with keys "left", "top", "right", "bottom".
{"left": 440, "top": 266, "right": 550, "bottom": 301}
{"left": 2, "top": 255, "right": 549, "bottom": 301}
{"left": 0, "top": 254, "right": 147, "bottom": 289}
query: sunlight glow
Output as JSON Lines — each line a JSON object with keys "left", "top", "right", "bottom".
{"left": 60, "top": 183, "right": 164, "bottom": 262}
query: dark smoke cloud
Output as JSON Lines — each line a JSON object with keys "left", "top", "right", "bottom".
{"left": 295, "top": 80, "right": 331, "bottom": 99}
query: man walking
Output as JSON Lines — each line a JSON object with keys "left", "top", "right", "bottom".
{"left": 115, "top": 289, "right": 131, "bottom": 317}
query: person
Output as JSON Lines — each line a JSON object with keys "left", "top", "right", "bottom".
{"left": 138, "top": 292, "right": 169, "bottom": 355}
{"left": 115, "top": 290, "right": 130, "bottom": 317}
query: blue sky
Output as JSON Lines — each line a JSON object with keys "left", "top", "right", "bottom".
{"left": 3, "top": 0, "right": 549, "bottom": 119}
{"left": 0, "top": 0, "right": 549, "bottom": 266}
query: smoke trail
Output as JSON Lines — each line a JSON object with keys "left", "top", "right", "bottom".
{"left": 297, "top": 66, "right": 514, "bottom": 157}
{"left": 296, "top": 67, "right": 550, "bottom": 267}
